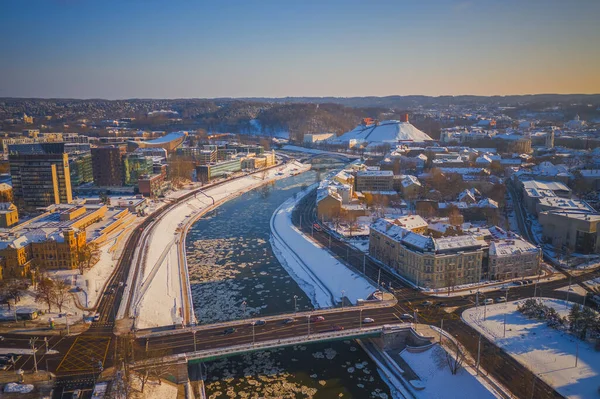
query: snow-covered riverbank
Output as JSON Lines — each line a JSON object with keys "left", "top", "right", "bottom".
{"left": 270, "top": 187, "right": 377, "bottom": 308}
{"left": 134, "top": 161, "right": 311, "bottom": 329}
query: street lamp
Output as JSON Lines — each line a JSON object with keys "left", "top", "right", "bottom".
{"left": 293, "top": 295, "right": 298, "bottom": 314}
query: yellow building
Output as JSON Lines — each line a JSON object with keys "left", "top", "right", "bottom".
{"left": 0, "top": 203, "right": 114, "bottom": 278}
{"left": 0, "top": 183, "right": 13, "bottom": 203}
{"left": 0, "top": 203, "right": 19, "bottom": 228}
{"left": 31, "top": 228, "right": 86, "bottom": 270}
{"left": 369, "top": 218, "right": 485, "bottom": 289}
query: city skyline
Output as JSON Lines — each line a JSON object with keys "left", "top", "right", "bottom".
{"left": 1, "top": 0, "right": 599, "bottom": 99}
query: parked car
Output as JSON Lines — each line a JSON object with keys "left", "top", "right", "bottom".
{"left": 93, "top": 313, "right": 100, "bottom": 322}
{"left": 313, "top": 223, "right": 322, "bottom": 232}
{"left": 250, "top": 320, "right": 266, "bottom": 326}
{"left": 513, "top": 281, "right": 523, "bottom": 286}
{"left": 72, "top": 389, "right": 82, "bottom": 399}
{"left": 496, "top": 297, "right": 507, "bottom": 303}
{"left": 282, "top": 318, "right": 295, "bottom": 325}
{"left": 362, "top": 317, "right": 375, "bottom": 324}
{"left": 484, "top": 298, "right": 494, "bottom": 305}
{"left": 223, "top": 327, "right": 237, "bottom": 335}
{"left": 400, "top": 314, "right": 414, "bottom": 321}
{"left": 422, "top": 301, "right": 433, "bottom": 306}
{"left": 434, "top": 302, "right": 446, "bottom": 307}
{"left": 310, "top": 315, "right": 325, "bottom": 322}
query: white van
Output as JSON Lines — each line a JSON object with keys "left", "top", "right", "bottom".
{"left": 483, "top": 298, "right": 494, "bottom": 305}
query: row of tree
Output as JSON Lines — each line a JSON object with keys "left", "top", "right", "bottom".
{"left": 518, "top": 299, "right": 600, "bottom": 341}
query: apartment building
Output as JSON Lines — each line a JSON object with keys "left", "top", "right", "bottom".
{"left": 369, "top": 218, "right": 485, "bottom": 289}
{"left": 488, "top": 239, "right": 541, "bottom": 280}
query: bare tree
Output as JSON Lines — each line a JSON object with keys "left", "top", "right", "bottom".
{"left": 35, "top": 278, "right": 56, "bottom": 312}
{"left": 77, "top": 241, "right": 101, "bottom": 275}
{"left": 435, "top": 337, "right": 466, "bottom": 375}
{"left": 53, "top": 280, "right": 71, "bottom": 313}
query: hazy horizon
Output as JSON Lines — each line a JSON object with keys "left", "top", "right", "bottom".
{"left": 2, "top": 0, "right": 599, "bottom": 99}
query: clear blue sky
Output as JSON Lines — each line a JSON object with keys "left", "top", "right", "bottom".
{"left": 1, "top": 0, "right": 599, "bottom": 99}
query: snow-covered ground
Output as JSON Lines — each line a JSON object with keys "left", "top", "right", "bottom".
{"left": 463, "top": 298, "right": 599, "bottom": 399}
{"left": 129, "top": 373, "right": 178, "bottom": 399}
{"left": 400, "top": 344, "right": 498, "bottom": 399}
{"left": 270, "top": 187, "right": 377, "bottom": 308}
{"left": 135, "top": 162, "right": 311, "bottom": 328}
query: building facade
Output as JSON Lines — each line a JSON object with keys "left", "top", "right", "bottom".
{"left": 91, "top": 146, "right": 123, "bottom": 186}
{"left": 355, "top": 170, "right": 394, "bottom": 192}
{"left": 122, "top": 153, "right": 153, "bottom": 186}
{"left": 9, "top": 143, "right": 73, "bottom": 212}
{"left": 196, "top": 159, "right": 242, "bottom": 183}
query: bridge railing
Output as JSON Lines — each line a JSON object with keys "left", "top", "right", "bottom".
{"left": 134, "top": 298, "right": 397, "bottom": 339}
{"left": 135, "top": 324, "right": 414, "bottom": 368}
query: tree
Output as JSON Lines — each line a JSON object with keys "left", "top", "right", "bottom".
{"left": 167, "top": 155, "right": 195, "bottom": 188}
{"left": 0, "top": 279, "right": 29, "bottom": 306}
{"left": 99, "top": 191, "right": 111, "bottom": 206}
{"left": 35, "top": 278, "right": 56, "bottom": 312}
{"left": 569, "top": 303, "right": 582, "bottom": 332}
{"left": 435, "top": 337, "right": 465, "bottom": 375}
{"left": 53, "top": 280, "right": 71, "bottom": 313}
{"left": 77, "top": 241, "right": 101, "bottom": 275}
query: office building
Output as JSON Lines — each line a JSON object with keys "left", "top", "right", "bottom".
{"left": 91, "top": 146, "right": 123, "bottom": 186}
{"left": 122, "top": 153, "right": 153, "bottom": 186}
{"left": 69, "top": 153, "right": 94, "bottom": 186}
{"left": 9, "top": 142, "right": 73, "bottom": 212}
{"left": 196, "top": 159, "right": 241, "bottom": 183}
{"left": 355, "top": 170, "right": 394, "bottom": 192}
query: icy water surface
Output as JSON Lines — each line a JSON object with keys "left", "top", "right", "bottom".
{"left": 186, "top": 171, "right": 392, "bottom": 398}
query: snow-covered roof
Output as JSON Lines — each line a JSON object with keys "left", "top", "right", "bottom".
{"left": 489, "top": 239, "right": 539, "bottom": 256}
{"left": 434, "top": 235, "right": 483, "bottom": 252}
{"left": 401, "top": 175, "right": 421, "bottom": 187}
{"left": 537, "top": 197, "right": 595, "bottom": 213}
{"left": 395, "top": 215, "right": 428, "bottom": 231}
{"left": 333, "top": 120, "right": 432, "bottom": 145}
{"left": 356, "top": 170, "right": 393, "bottom": 177}
{"left": 522, "top": 180, "right": 571, "bottom": 193}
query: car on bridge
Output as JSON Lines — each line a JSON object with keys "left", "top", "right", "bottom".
{"left": 282, "top": 318, "right": 295, "bottom": 325}
{"left": 309, "top": 315, "right": 325, "bottom": 322}
{"left": 223, "top": 327, "right": 237, "bottom": 335}
{"left": 399, "top": 314, "right": 414, "bottom": 321}
{"left": 331, "top": 325, "right": 344, "bottom": 331}
{"left": 362, "top": 317, "right": 375, "bottom": 324}
{"left": 250, "top": 320, "right": 266, "bottom": 326}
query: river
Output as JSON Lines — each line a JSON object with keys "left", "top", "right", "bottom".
{"left": 185, "top": 170, "right": 393, "bottom": 398}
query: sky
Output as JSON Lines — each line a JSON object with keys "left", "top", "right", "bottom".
{"left": 1, "top": 0, "right": 599, "bottom": 99}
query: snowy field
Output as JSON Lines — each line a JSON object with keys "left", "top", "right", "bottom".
{"left": 463, "top": 298, "right": 599, "bottom": 399}
{"left": 400, "top": 345, "right": 498, "bottom": 399}
{"left": 271, "top": 188, "right": 376, "bottom": 308}
{"left": 135, "top": 161, "right": 310, "bottom": 328}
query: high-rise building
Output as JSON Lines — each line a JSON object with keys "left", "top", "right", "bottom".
{"left": 91, "top": 146, "right": 123, "bottom": 187}
{"left": 122, "top": 153, "right": 153, "bottom": 186}
{"left": 8, "top": 142, "right": 73, "bottom": 212}
{"left": 69, "top": 153, "right": 94, "bottom": 186}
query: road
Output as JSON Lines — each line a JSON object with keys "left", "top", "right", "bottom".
{"left": 5, "top": 172, "right": 600, "bottom": 398}
{"left": 133, "top": 189, "right": 600, "bottom": 399}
